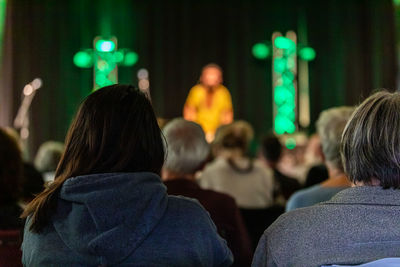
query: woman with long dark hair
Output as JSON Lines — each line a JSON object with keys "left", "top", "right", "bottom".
{"left": 21, "top": 85, "right": 232, "bottom": 266}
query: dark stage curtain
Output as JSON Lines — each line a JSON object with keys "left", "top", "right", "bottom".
{"left": 0, "top": 0, "right": 397, "bottom": 159}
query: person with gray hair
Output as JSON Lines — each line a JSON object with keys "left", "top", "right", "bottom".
{"left": 162, "top": 118, "right": 253, "bottom": 267}
{"left": 34, "top": 141, "right": 64, "bottom": 182}
{"left": 252, "top": 91, "right": 400, "bottom": 267}
{"left": 286, "top": 106, "right": 354, "bottom": 211}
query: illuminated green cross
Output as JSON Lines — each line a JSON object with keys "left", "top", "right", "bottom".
{"left": 252, "top": 34, "right": 315, "bottom": 142}
{"left": 73, "top": 36, "right": 139, "bottom": 90}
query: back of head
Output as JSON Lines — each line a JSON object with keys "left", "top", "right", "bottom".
{"left": 0, "top": 128, "right": 22, "bottom": 204}
{"left": 34, "top": 141, "right": 64, "bottom": 173}
{"left": 261, "top": 134, "right": 282, "bottom": 163}
{"left": 341, "top": 91, "right": 400, "bottom": 188}
{"left": 316, "top": 106, "right": 355, "bottom": 170}
{"left": 213, "top": 120, "right": 254, "bottom": 155}
{"left": 56, "top": 84, "right": 164, "bottom": 178}
{"left": 163, "top": 118, "right": 209, "bottom": 175}
{"left": 23, "top": 84, "right": 165, "bottom": 232}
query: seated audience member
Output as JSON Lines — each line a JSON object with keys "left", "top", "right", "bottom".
{"left": 21, "top": 85, "right": 233, "bottom": 266}
{"left": 259, "top": 134, "right": 300, "bottom": 204}
{"left": 0, "top": 128, "right": 23, "bottom": 230}
{"left": 199, "top": 121, "right": 274, "bottom": 209}
{"left": 303, "top": 134, "right": 329, "bottom": 187}
{"left": 253, "top": 91, "right": 400, "bottom": 266}
{"left": 286, "top": 106, "right": 354, "bottom": 211}
{"left": 34, "top": 141, "right": 64, "bottom": 182}
{"left": 0, "top": 128, "right": 23, "bottom": 267}
{"left": 20, "top": 163, "right": 44, "bottom": 207}
{"left": 162, "top": 118, "right": 253, "bottom": 266}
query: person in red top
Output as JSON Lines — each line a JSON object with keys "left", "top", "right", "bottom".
{"left": 162, "top": 118, "right": 253, "bottom": 267}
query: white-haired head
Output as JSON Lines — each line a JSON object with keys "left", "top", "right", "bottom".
{"left": 163, "top": 118, "right": 210, "bottom": 175}
{"left": 316, "top": 106, "right": 355, "bottom": 170}
{"left": 34, "top": 141, "right": 64, "bottom": 173}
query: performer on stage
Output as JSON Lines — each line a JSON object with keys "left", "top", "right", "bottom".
{"left": 183, "top": 64, "right": 233, "bottom": 142}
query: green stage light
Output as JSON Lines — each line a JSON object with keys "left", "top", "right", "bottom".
{"left": 274, "top": 37, "right": 295, "bottom": 50}
{"left": 96, "top": 40, "right": 116, "bottom": 52}
{"left": 299, "top": 47, "right": 316, "bottom": 61}
{"left": 274, "top": 58, "right": 286, "bottom": 73}
{"left": 252, "top": 43, "right": 270, "bottom": 59}
{"left": 285, "top": 138, "right": 296, "bottom": 149}
{"left": 278, "top": 105, "right": 295, "bottom": 117}
{"left": 73, "top": 51, "right": 93, "bottom": 68}
{"left": 123, "top": 51, "right": 138, "bottom": 66}
{"left": 114, "top": 51, "right": 124, "bottom": 63}
{"left": 282, "top": 71, "right": 294, "bottom": 84}
{"left": 286, "top": 122, "right": 296, "bottom": 134}
{"left": 274, "top": 87, "right": 287, "bottom": 106}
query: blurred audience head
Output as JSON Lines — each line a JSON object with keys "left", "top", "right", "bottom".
{"left": 304, "top": 134, "right": 324, "bottom": 165}
{"left": 0, "top": 128, "right": 23, "bottom": 204}
{"left": 163, "top": 118, "right": 210, "bottom": 176}
{"left": 316, "top": 106, "right": 354, "bottom": 171}
{"left": 342, "top": 91, "right": 400, "bottom": 188}
{"left": 260, "top": 134, "right": 282, "bottom": 167}
{"left": 212, "top": 120, "right": 254, "bottom": 157}
{"left": 34, "top": 141, "right": 64, "bottom": 173}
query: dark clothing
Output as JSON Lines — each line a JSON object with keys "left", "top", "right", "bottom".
{"left": 305, "top": 164, "right": 329, "bottom": 188}
{"left": 22, "top": 173, "right": 233, "bottom": 266}
{"left": 165, "top": 178, "right": 253, "bottom": 267}
{"left": 253, "top": 186, "right": 400, "bottom": 267}
{"left": 273, "top": 169, "right": 301, "bottom": 201}
{"left": 0, "top": 203, "right": 23, "bottom": 230}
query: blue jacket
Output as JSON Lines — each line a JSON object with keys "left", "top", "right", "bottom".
{"left": 22, "top": 172, "right": 233, "bottom": 266}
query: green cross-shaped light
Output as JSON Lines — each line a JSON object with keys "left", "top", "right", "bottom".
{"left": 252, "top": 34, "right": 316, "bottom": 149}
{"left": 73, "top": 36, "right": 139, "bottom": 90}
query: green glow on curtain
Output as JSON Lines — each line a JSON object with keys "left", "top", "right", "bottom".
{"left": 0, "top": 0, "right": 6, "bottom": 67}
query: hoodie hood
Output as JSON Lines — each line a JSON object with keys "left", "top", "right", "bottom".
{"left": 52, "top": 172, "right": 167, "bottom": 265}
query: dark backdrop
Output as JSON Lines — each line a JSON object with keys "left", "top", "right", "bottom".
{"left": 0, "top": 0, "right": 397, "bottom": 159}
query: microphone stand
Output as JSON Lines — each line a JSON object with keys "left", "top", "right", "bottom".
{"left": 13, "top": 78, "right": 42, "bottom": 159}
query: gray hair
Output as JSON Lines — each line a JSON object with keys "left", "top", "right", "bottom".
{"left": 341, "top": 91, "right": 400, "bottom": 188}
{"left": 34, "top": 141, "right": 64, "bottom": 172}
{"left": 316, "top": 106, "right": 355, "bottom": 170}
{"left": 163, "top": 118, "right": 210, "bottom": 175}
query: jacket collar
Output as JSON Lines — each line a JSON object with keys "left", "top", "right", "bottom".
{"left": 323, "top": 186, "right": 400, "bottom": 206}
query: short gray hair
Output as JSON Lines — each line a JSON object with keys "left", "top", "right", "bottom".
{"left": 34, "top": 141, "right": 64, "bottom": 172}
{"left": 341, "top": 91, "right": 400, "bottom": 188}
{"left": 163, "top": 118, "right": 210, "bottom": 175}
{"left": 316, "top": 106, "right": 355, "bottom": 170}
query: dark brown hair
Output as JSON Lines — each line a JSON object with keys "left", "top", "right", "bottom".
{"left": 21, "top": 84, "right": 165, "bottom": 232}
{"left": 341, "top": 90, "right": 400, "bottom": 188}
{"left": 0, "top": 128, "right": 22, "bottom": 204}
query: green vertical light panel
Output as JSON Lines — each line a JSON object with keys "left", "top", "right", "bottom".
{"left": 272, "top": 33, "right": 297, "bottom": 135}
{"left": 93, "top": 36, "right": 118, "bottom": 90}
{"left": 0, "top": 0, "right": 7, "bottom": 70}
